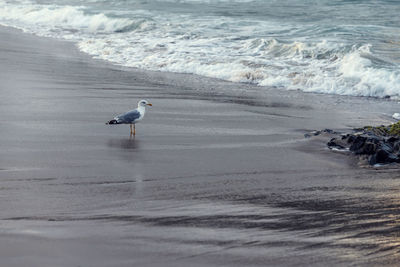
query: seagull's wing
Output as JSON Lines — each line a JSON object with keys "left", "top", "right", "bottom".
{"left": 115, "top": 109, "right": 141, "bottom": 123}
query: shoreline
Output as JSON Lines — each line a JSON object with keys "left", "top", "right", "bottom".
{"left": 4, "top": 26, "right": 399, "bottom": 117}
{"left": 1, "top": 25, "right": 400, "bottom": 266}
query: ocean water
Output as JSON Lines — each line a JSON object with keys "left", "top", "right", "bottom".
{"left": 1, "top": 0, "right": 399, "bottom": 98}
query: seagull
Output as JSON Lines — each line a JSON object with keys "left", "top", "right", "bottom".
{"left": 106, "top": 99, "right": 152, "bottom": 135}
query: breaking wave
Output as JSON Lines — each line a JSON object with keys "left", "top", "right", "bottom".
{"left": 79, "top": 36, "right": 400, "bottom": 98}
{"left": 0, "top": 1, "right": 140, "bottom": 34}
{"left": 1, "top": 0, "right": 399, "bottom": 98}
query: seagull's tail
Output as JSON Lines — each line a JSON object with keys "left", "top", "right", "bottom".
{"left": 106, "top": 119, "right": 119, "bottom": 125}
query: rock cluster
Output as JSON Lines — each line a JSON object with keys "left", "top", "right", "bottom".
{"left": 327, "top": 125, "right": 400, "bottom": 165}
{"left": 304, "top": 129, "right": 339, "bottom": 138}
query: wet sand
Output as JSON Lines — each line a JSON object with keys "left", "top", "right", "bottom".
{"left": 1, "top": 26, "right": 400, "bottom": 266}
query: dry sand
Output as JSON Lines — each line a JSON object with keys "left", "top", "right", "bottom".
{"left": 1, "top": 26, "right": 400, "bottom": 266}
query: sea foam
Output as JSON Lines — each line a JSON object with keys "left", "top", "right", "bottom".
{"left": 78, "top": 35, "right": 400, "bottom": 98}
{"left": 1, "top": 0, "right": 399, "bottom": 98}
{"left": 0, "top": 1, "right": 137, "bottom": 34}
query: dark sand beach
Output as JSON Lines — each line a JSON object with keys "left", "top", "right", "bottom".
{"left": 2, "top": 26, "right": 400, "bottom": 266}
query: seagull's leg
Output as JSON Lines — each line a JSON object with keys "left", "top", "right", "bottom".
{"left": 130, "top": 124, "right": 133, "bottom": 135}
{"left": 133, "top": 124, "right": 136, "bottom": 135}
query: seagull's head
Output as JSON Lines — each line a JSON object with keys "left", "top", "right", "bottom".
{"left": 138, "top": 99, "right": 153, "bottom": 107}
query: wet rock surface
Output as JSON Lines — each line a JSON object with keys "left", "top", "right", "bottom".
{"left": 304, "top": 129, "right": 340, "bottom": 138}
{"left": 325, "top": 125, "right": 400, "bottom": 165}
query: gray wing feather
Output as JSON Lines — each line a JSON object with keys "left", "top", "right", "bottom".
{"left": 116, "top": 109, "right": 141, "bottom": 123}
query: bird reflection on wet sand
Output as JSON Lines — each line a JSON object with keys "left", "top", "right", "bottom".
{"left": 107, "top": 137, "right": 140, "bottom": 150}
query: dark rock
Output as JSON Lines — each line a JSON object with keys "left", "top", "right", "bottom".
{"left": 369, "top": 150, "right": 399, "bottom": 165}
{"left": 304, "top": 130, "right": 321, "bottom": 137}
{"left": 307, "top": 129, "right": 341, "bottom": 138}
{"left": 347, "top": 135, "right": 356, "bottom": 143}
{"left": 369, "top": 154, "right": 379, "bottom": 165}
{"left": 322, "top": 129, "right": 340, "bottom": 134}
{"left": 388, "top": 153, "right": 400, "bottom": 163}
{"left": 369, "top": 149, "right": 390, "bottom": 165}
{"left": 386, "top": 136, "right": 399, "bottom": 144}
{"left": 369, "top": 155, "right": 377, "bottom": 165}
{"left": 393, "top": 141, "right": 400, "bottom": 152}
{"left": 366, "top": 136, "right": 380, "bottom": 144}
{"left": 327, "top": 138, "right": 347, "bottom": 149}
{"left": 349, "top": 136, "right": 367, "bottom": 152}
{"left": 362, "top": 142, "right": 377, "bottom": 155}
{"left": 319, "top": 122, "right": 400, "bottom": 165}
{"left": 375, "top": 149, "right": 390, "bottom": 163}
{"left": 325, "top": 127, "right": 400, "bottom": 166}
{"left": 379, "top": 143, "right": 394, "bottom": 154}
{"left": 327, "top": 138, "right": 340, "bottom": 148}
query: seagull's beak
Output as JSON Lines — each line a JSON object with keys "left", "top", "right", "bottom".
{"left": 147, "top": 103, "right": 153, "bottom": 106}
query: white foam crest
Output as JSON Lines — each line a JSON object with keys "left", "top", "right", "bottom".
{"left": 2, "top": 0, "right": 399, "bottom": 98}
{"left": 78, "top": 32, "right": 400, "bottom": 98}
{"left": 336, "top": 45, "right": 400, "bottom": 97}
{"left": 0, "top": 2, "right": 138, "bottom": 34}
